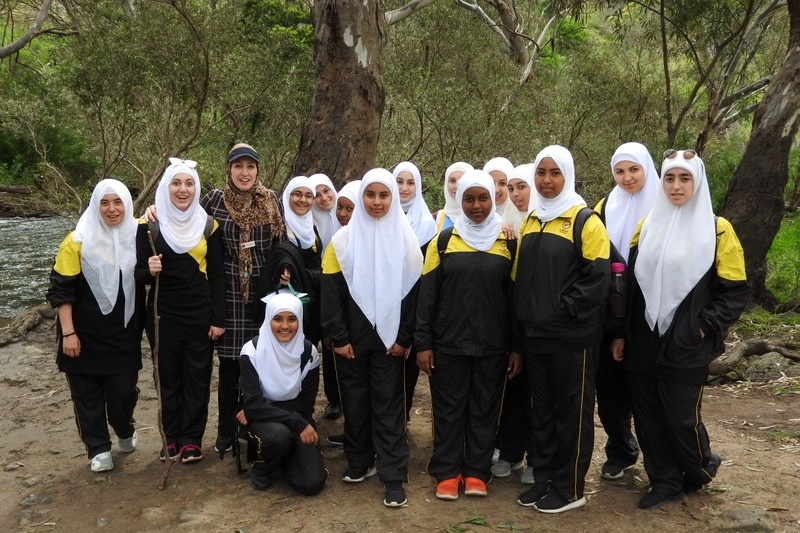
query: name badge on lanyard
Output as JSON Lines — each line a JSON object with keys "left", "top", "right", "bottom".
{"left": 241, "top": 240, "right": 256, "bottom": 250}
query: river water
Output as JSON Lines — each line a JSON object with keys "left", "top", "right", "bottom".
{"left": 0, "top": 216, "right": 75, "bottom": 320}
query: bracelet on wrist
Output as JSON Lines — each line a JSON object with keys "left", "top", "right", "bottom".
{"left": 62, "top": 332, "right": 76, "bottom": 338}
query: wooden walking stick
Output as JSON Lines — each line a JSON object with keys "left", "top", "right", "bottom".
{"left": 148, "top": 230, "right": 174, "bottom": 490}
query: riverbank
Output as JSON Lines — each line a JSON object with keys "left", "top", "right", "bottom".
{"left": 1, "top": 316, "right": 799, "bottom": 532}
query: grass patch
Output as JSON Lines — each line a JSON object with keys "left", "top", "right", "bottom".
{"left": 764, "top": 428, "right": 800, "bottom": 444}
{"left": 766, "top": 214, "right": 800, "bottom": 302}
{"left": 729, "top": 306, "right": 800, "bottom": 337}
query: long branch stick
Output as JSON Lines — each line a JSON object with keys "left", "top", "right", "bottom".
{"left": 148, "top": 230, "right": 173, "bottom": 489}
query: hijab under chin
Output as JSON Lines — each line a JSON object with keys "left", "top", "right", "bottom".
{"left": 154, "top": 157, "right": 208, "bottom": 254}
{"left": 392, "top": 161, "right": 436, "bottom": 246}
{"left": 73, "top": 178, "right": 138, "bottom": 326}
{"left": 282, "top": 176, "right": 317, "bottom": 249}
{"left": 330, "top": 168, "right": 423, "bottom": 349}
{"left": 309, "top": 173, "right": 341, "bottom": 248}
{"left": 453, "top": 170, "right": 502, "bottom": 252}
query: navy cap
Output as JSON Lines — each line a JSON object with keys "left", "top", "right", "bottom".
{"left": 227, "top": 145, "right": 260, "bottom": 164}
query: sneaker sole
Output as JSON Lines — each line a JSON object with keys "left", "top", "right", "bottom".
{"left": 213, "top": 445, "right": 233, "bottom": 453}
{"left": 181, "top": 455, "right": 203, "bottom": 464}
{"left": 491, "top": 470, "right": 512, "bottom": 478}
{"left": 90, "top": 463, "right": 113, "bottom": 473}
{"left": 383, "top": 497, "right": 407, "bottom": 507}
{"left": 435, "top": 493, "right": 459, "bottom": 500}
{"left": 601, "top": 463, "right": 634, "bottom": 480}
{"left": 342, "top": 465, "right": 377, "bottom": 483}
{"left": 464, "top": 490, "right": 487, "bottom": 497}
{"left": 535, "top": 496, "right": 586, "bottom": 514}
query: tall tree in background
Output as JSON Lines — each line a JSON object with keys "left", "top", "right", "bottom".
{"left": 723, "top": 0, "right": 800, "bottom": 307}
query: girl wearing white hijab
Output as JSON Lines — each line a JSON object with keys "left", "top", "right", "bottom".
{"left": 483, "top": 156, "right": 514, "bottom": 222}
{"left": 135, "top": 158, "right": 226, "bottom": 463}
{"left": 335, "top": 180, "right": 361, "bottom": 227}
{"left": 623, "top": 149, "right": 747, "bottom": 510}
{"left": 238, "top": 292, "right": 326, "bottom": 495}
{"left": 309, "top": 173, "right": 341, "bottom": 248}
{"left": 504, "top": 163, "right": 535, "bottom": 232}
{"left": 393, "top": 161, "right": 437, "bottom": 247}
{"left": 47, "top": 179, "right": 145, "bottom": 473}
{"left": 321, "top": 168, "right": 423, "bottom": 508}
{"left": 593, "top": 142, "right": 659, "bottom": 482}
{"left": 511, "top": 145, "right": 610, "bottom": 514}
{"left": 416, "top": 169, "right": 521, "bottom": 501}
{"left": 435, "top": 162, "right": 474, "bottom": 231}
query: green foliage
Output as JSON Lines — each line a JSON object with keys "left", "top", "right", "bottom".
{"left": 730, "top": 306, "right": 800, "bottom": 337}
{"left": 766, "top": 214, "right": 800, "bottom": 302}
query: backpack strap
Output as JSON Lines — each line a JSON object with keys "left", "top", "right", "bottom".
{"left": 572, "top": 207, "right": 596, "bottom": 261}
{"left": 436, "top": 226, "right": 454, "bottom": 263}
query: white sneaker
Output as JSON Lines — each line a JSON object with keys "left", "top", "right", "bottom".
{"left": 90, "top": 451, "right": 113, "bottom": 472}
{"left": 520, "top": 466, "right": 535, "bottom": 484}
{"left": 491, "top": 448, "right": 500, "bottom": 464}
{"left": 491, "top": 459, "right": 524, "bottom": 478}
{"left": 118, "top": 430, "right": 137, "bottom": 453}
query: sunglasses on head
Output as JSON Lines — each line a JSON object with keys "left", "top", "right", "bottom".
{"left": 663, "top": 149, "right": 697, "bottom": 160}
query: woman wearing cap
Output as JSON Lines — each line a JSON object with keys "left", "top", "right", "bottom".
{"left": 622, "top": 149, "right": 747, "bottom": 509}
{"left": 591, "top": 142, "right": 659, "bottom": 482}
{"left": 393, "top": 161, "right": 437, "bottom": 421}
{"left": 47, "top": 179, "right": 145, "bottom": 473}
{"left": 321, "top": 168, "right": 423, "bottom": 508}
{"left": 136, "top": 158, "right": 226, "bottom": 462}
{"left": 416, "top": 169, "right": 520, "bottom": 501}
{"left": 201, "top": 143, "right": 285, "bottom": 454}
{"left": 435, "top": 162, "right": 474, "bottom": 232}
{"left": 238, "top": 292, "right": 326, "bottom": 495}
{"left": 512, "top": 145, "right": 611, "bottom": 513}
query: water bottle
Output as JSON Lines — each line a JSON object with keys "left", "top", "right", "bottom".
{"left": 609, "top": 262, "right": 627, "bottom": 318}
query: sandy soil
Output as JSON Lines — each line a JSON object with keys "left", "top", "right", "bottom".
{"left": 1, "top": 319, "right": 799, "bottom": 533}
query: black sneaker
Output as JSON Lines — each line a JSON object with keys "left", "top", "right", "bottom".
{"left": 342, "top": 464, "right": 377, "bottom": 483}
{"left": 705, "top": 452, "right": 722, "bottom": 478}
{"left": 638, "top": 490, "right": 683, "bottom": 509}
{"left": 383, "top": 481, "right": 407, "bottom": 507}
{"left": 324, "top": 402, "right": 342, "bottom": 420}
{"left": 179, "top": 444, "right": 204, "bottom": 463}
{"left": 534, "top": 492, "right": 586, "bottom": 514}
{"left": 214, "top": 435, "right": 233, "bottom": 453}
{"left": 159, "top": 443, "right": 178, "bottom": 462}
{"left": 601, "top": 462, "right": 625, "bottom": 480}
{"left": 251, "top": 465, "right": 272, "bottom": 491}
{"left": 327, "top": 433, "right": 345, "bottom": 447}
{"left": 516, "top": 483, "right": 550, "bottom": 507}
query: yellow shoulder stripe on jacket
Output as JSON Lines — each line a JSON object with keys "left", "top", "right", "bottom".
{"left": 715, "top": 217, "right": 746, "bottom": 282}
{"left": 322, "top": 243, "right": 342, "bottom": 274}
{"left": 53, "top": 232, "right": 82, "bottom": 276}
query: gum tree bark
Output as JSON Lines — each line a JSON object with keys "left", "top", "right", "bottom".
{"left": 293, "top": 0, "right": 387, "bottom": 188}
{"left": 722, "top": 0, "right": 800, "bottom": 307}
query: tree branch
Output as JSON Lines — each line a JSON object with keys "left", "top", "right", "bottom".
{"left": 385, "top": 0, "right": 440, "bottom": 26}
{"left": 0, "top": 0, "right": 55, "bottom": 59}
{"left": 456, "top": 0, "right": 512, "bottom": 51}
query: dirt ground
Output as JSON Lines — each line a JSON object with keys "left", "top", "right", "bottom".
{"left": 1, "top": 318, "right": 799, "bottom": 533}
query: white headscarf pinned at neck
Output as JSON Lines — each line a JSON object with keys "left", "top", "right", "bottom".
{"left": 73, "top": 178, "right": 138, "bottom": 326}
{"left": 154, "top": 157, "right": 208, "bottom": 254}
{"left": 392, "top": 161, "right": 436, "bottom": 246}
{"left": 504, "top": 164, "right": 535, "bottom": 231}
{"left": 282, "top": 176, "right": 317, "bottom": 249}
{"left": 454, "top": 170, "right": 503, "bottom": 252}
{"left": 441, "top": 162, "right": 474, "bottom": 225}
{"left": 309, "top": 173, "right": 341, "bottom": 248}
{"left": 531, "top": 145, "right": 586, "bottom": 223}
{"left": 606, "top": 142, "right": 660, "bottom": 263}
{"left": 247, "top": 292, "right": 319, "bottom": 402}
{"left": 483, "top": 157, "right": 514, "bottom": 219}
{"left": 635, "top": 150, "right": 716, "bottom": 335}
{"left": 330, "top": 168, "right": 423, "bottom": 349}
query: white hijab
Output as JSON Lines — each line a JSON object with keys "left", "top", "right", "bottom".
{"left": 282, "top": 176, "right": 317, "bottom": 249}
{"left": 483, "top": 157, "right": 514, "bottom": 219}
{"left": 154, "top": 157, "right": 207, "bottom": 254}
{"left": 504, "top": 164, "right": 535, "bottom": 231}
{"left": 337, "top": 180, "right": 361, "bottom": 206}
{"left": 635, "top": 151, "right": 716, "bottom": 335}
{"left": 605, "top": 142, "right": 660, "bottom": 263}
{"left": 393, "top": 161, "right": 437, "bottom": 246}
{"left": 309, "top": 173, "right": 341, "bottom": 248}
{"left": 72, "top": 179, "right": 137, "bottom": 326}
{"left": 330, "top": 168, "right": 423, "bottom": 348}
{"left": 531, "top": 145, "right": 587, "bottom": 223}
{"left": 454, "top": 170, "right": 503, "bottom": 252}
{"left": 246, "top": 292, "right": 319, "bottom": 402}
{"left": 440, "top": 162, "right": 474, "bottom": 225}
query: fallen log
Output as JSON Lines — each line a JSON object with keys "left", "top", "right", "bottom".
{"left": 0, "top": 303, "right": 54, "bottom": 346}
{"left": 709, "top": 336, "right": 800, "bottom": 381}
{"left": 0, "top": 185, "right": 32, "bottom": 194}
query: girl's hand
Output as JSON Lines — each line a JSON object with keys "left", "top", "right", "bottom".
{"left": 501, "top": 223, "right": 518, "bottom": 240}
{"left": 298, "top": 424, "right": 319, "bottom": 445}
{"left": 417, "top": 350, "right": 434, "bottom": 376}
{"left": 280, "top": 268, "right": 291, "bottom": 285}
{"left": 610, "top": 338, "right": 625, "bottom": 362}
{"left": 334, "top": 343, "right": 355, "bottom": 359}
{"left": 236, "top": 409, "right": 248, "bottom": 425}
{"left": 148, "top": 254, "right": 163, "bottom": 276}
{"left": 145, "top": 205, "right": 158, "bottom": 223}
{"left": 387, "top": 343, "right": 407, "bottom": 357}
{"left": 208, "top": 326, "right": 225, "bottom": 341}
{"left": 62, "top": 333, "right": 81, "bottom": 357}
{"left": 507, "top": 352, "right": 523, "bottom": 378}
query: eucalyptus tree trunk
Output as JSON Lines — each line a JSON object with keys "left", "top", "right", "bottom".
{"left": 722, "top": 1, "right": 800, "bottom": 308}
{"left": 293, "top": 0, "right": 387, "bottom": 188}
